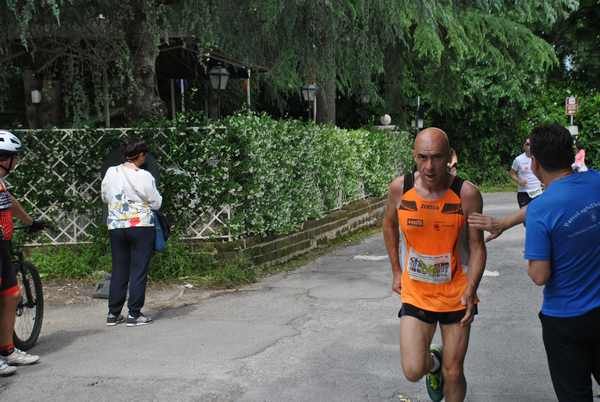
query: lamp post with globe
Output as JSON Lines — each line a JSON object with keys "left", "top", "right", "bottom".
{"left": 301, "top": 84, "right": 318, "bottom": 123}
{"left": 209, "top": 65, "right": 230, "bottom": 119}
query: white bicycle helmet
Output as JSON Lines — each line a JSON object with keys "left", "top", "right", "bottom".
{"left": 0, "top": 130, "right": 22, "bottom": 155}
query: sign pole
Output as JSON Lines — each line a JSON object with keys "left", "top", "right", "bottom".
{"left": 565, "top": 95, "right": 579, "bottom": 137}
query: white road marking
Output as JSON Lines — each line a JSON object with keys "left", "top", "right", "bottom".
{"left": 483, "top": 270, "right": 500, "bottom": 277}
{"left": 353, "top": 255, "right": 389, "bottom": 261}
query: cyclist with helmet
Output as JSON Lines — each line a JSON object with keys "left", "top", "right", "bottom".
{"left": 0, "top": 130, "right": 44, "bottom": 376}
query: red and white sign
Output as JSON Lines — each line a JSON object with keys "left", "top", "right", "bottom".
{"left": 565, "top": 96, "right": 579, "bottom": 116}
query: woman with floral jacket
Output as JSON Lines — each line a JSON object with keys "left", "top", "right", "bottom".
{"left": 101, "top": 139, "right": 162, "bottom": 327}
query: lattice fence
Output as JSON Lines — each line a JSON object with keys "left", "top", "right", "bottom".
{"left": 11, "top": 128, "right": 232, "bottom": 244}
{"left": 6, "top": 123, "right": 401, "bottom": 246}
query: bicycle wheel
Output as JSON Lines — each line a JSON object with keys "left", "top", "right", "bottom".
{"left": 13, "top": 262, "right": 44, "bottom": 351}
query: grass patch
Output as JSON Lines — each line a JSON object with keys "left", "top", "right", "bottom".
{"left": 163, "top": 249, "right": 257, "bottom": 289}
{"left": 30, "top": 245, "right": 111, "bottom": 280}
{"left": 25, "top": 224, "right": 383, "bottom": 289}
{"left": 197, "top": 256, "right": 257, "bottom": 288}
{"left": 28, "top": 237, "right": 255, "bottom": 289}
{"left": 478, "top": 179, "right": 515, "bottom": 193}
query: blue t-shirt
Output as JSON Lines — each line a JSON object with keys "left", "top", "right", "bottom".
{"left": 525, "top": 170, "right": 600, "bottom": 318}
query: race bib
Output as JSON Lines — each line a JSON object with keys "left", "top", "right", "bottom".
{"left": 527, "top": 188, "right": 542, "bottom": 198}
{"left": 407, "top": 249, "right": 451, "bottom": 284}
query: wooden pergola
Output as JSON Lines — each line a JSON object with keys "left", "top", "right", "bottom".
{"left": 156, "top": 40, "right": 269, "bottom": 121}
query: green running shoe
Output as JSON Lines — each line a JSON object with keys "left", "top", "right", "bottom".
{"left": 426, "top": 344, "right": 443, "bottom": 402}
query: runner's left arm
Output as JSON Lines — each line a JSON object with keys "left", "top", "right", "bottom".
{"left": 460, "top": 182, "right": 487, "bottom": 326}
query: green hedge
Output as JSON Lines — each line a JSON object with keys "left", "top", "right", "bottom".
{"left": 225, "top": 114, "right": 412, "bottom": 236}
{"left": 518, "top": 84, "right": 600, "bottom": 169}
{"left": 11, "top": 112, "right": 412, "bottom": 239}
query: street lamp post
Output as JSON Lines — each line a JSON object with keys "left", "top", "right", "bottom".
{"left": 209, "top": 65, "right": 230, "bottom": 119}
{"left": 301, "top": 84, "right": 318, "bottom": 122}
{"left": 96, "top": 13, "right": 111, "bottom": 127}
{"left": 30, "top": 89, "right": 42, "bottom": 105}
{"left": 414, "top": 95, "right": 424, "bottom": 133}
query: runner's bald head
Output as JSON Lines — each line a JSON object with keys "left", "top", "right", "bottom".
{"left": 414, "top": 128, "right": 451, "bottom": 156}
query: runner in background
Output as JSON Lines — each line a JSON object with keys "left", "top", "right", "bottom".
{"left": 449, "top": 148, "right": 458, "bottom": 176}
{"left": 572, "top": 139, "right": 588, "bottom": 172}
{"left": 510, "top": 137, "right": 543, "bottom": 209}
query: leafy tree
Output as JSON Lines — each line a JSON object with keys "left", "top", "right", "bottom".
{"left": 0, "top": 0, "right": 577, "bottom": 128}
{"left": 213, "top": 1, "right": 575, "bottom": 125}
{"left": 547, "top": 0, "right": 600, "bottom": 87}
{"left": 0, "top": 1, "right": 214, "bottom": 125}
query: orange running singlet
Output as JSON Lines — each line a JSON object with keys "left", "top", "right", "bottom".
{"left": 397, "top": 174, "right": 471, "bottom": 312}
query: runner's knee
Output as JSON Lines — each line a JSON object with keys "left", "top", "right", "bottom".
{"left": 402, "top": 365, "right": 425, "bottom": 382}
{"left": 401, "top": 358, "right": 429, "bottom": 382}
{"left": 0, "top": 286, "right": 20, "bottom": 303}
{"left": 442, "top": 365, "right": 464, "bottom": 385}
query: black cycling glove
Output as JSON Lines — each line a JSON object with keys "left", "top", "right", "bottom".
{"left": 28, "top": 219, "right": 47, "bottom": 233}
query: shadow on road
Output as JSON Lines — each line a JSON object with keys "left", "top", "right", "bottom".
{"left": 151, "top": 303, "right": 197, "bottom": 321}
{"left": 33, "top": 328, "right": 101, "bottom": 355}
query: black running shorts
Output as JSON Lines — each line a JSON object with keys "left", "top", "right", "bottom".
{"left": 0, "top": 240, "right": 17, "bottom": 296}
{"left": 517, "top": 192, "right": 534, "bottom": 208}
{"left": 398, "top": 302, "right": 478, "bottom": 325}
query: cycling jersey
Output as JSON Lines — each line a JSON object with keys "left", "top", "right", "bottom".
{"left": 397, "top": 173, "right": 471, "bottom": 312}
{"left": 0, "top": 177, "right": 16, "bottom": 294}
{"left": 0, "top": 178, "right": 12, "bottom": 240}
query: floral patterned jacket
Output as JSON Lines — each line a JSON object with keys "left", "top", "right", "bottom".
{"left": 101, "top": 165, "right": 162, "bottom": 230}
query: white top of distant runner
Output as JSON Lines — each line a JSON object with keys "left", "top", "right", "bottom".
{"left": 511, "top": 152, "right": 542, "bottom": 193}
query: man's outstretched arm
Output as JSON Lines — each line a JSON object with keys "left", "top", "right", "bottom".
{"left": 468, "top": 206, "right": 527, "bottom": 242}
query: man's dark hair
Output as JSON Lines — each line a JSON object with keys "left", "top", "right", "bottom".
{"left": 122, "top": 138, "right": 149, "bottom": 161}
{"left": 530, "top": 124, "right": 574, "bottom": 171}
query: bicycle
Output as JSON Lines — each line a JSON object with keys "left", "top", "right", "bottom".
{"left": 11, "top": 226, "right": 44, "bottom": 351}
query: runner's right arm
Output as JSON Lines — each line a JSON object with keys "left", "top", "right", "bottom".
{"left": 509, "top": 169, "right": 526, "bottom": 187}
{"left": 383, "top": 177, "right": 404, "bottom": 295}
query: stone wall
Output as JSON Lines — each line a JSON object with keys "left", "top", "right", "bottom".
{"left": 215, "top": 197, "right": 386, "bottom": 267}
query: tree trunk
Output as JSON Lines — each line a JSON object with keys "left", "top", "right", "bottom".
{"left": 316, "top": 76, "right": 336, "bottom": 125}
{"left": 315, "top": 13, "right": 336, "bottom": 125}
{"left": 125, "top": 3, "right": 166, "bottom": 123}
{"left": 38, "top": 79, "right": 62, "bottom": 128}
{"left": 23, "top": 69, "right": 38, "bottom": 129}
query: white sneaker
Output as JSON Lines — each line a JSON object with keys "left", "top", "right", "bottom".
{"left": 126, "top": 313, "right": 153, "bottom": 327}
{"left": 2, "top": 348, "right": 40, "bottom": 366}
{"left": 0, "top": 359, "right": 16, "bottom": 376}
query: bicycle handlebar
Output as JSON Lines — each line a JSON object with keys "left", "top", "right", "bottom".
{"left": 13, "top": 220, "right": 55, "bottom": 233}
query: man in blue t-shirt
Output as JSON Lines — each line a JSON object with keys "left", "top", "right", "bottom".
{"left": 525, "top": 124, "right": 600, "bottom": 402}
{"left": 468, "top": 124, "right": 600, "bottom": 402}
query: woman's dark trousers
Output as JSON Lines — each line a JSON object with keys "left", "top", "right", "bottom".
{"left": 108, "top": 227, "right": 154, "bottom": 318}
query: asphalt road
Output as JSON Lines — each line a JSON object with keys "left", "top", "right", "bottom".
{"left": 1, "top": 192, "right": 598, "bottom": 401}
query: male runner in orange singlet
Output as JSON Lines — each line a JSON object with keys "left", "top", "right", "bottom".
{"left": 383, "top": 128, "right": 487, "bottom": 402}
